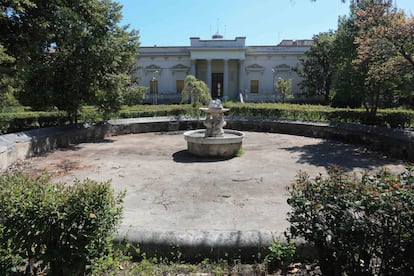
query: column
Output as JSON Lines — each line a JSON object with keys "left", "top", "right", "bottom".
{"left": 206, "top": 59, "right": 212, "bottom": 92}
{"left": 223, "top": 59, "right": 229, "bottom": 99}
{"left": 190, "top": 59, "right": 196, "bottom": 76}
{"left": 238, "top": 59, "right": 245, "bottom": 96}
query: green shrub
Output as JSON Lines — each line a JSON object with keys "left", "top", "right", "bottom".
{"left": 118, "top": 105, "right": 194, "bottom": 118}
{"left": 0, "top": 173, "right": 125, "bottom": 275}
{"left": 122, "top": 86, "right": 147, "bottom": 106}
{"left": 0, "top": 111, "right": 69, "bottom": 134}
{"left": 265, "top": 238, "right": 296, "bottom": 273}
{"left": 287, "top": 166, "right": 414, "bottom": 275}
{"left": 381, "top": 111, "right": 414, "bottom": 128}
{"left": 1, "top": 103, "right": 412, "bottom": 134}
{"left": 225, "top": 102, "right": 414, "bottom": 128}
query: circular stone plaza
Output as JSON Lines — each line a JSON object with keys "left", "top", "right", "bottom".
{"left": 1, "top": 117, "right": 412, "bottom": 260}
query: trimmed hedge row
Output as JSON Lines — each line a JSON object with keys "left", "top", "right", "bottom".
{"left": 118, "top": 105, "right": 196, "bottom": 119}
{"left": 1, "top": 104, "right": 413, "bottom": 134}
{"left": 0, "top": 105, "right": 196, "bottom": 134}
{"left": 225, "top": 103, "right": 414, "bottom": 129}
{"left": 0, "top": 111, "right": 70, "bottom": 134}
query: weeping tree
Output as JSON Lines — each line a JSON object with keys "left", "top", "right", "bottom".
{"left": 181, "top": 75, "right": 211, "bottom": 107}
{"left": 276, "top": 77, "right": 293, "bottom": 103}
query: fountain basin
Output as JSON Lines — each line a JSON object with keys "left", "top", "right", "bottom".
{"left": 184, "top": 129, "right": 244, "bottom": 158}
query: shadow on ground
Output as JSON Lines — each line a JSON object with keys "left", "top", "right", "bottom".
{"left": 281, "top": 140, "right": 399, "bottom": 172}
{"left": 172, "top": 150, "right": 233, "bottom": 163}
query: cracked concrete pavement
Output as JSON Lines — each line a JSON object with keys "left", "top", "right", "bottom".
{"left": 14, "top": 131, "right": 405, "bottom": 256}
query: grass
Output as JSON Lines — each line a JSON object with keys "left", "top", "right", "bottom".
{"left": 102, "top": 256, "right": 319, "bottom": 275}
{"left": 92, "top": 240, "right": 318, "bottom": 275}
{"left": 235, "top": 148, "right": 245, "bottom": 157}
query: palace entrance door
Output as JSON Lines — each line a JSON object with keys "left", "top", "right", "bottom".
{"left": 211, "top": 73, "right": 223, "bottom": 99}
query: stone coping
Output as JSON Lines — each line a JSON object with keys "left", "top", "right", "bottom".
{"left": 1, "top": 116, "right": 413, "bottom": 172}
{"left": 116, "top": 228, "right": 313, "bottom": 261}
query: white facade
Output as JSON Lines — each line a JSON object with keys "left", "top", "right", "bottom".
{"left": 137, "top": 36, "right": 312, "bottom": 103}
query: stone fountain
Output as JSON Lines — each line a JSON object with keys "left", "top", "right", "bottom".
{"left": 184, "top": 100, "right": 244, "bottom": 158}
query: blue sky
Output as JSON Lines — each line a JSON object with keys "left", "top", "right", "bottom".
{"left": 116, "top": 0, "right": 413, "bottom": 46}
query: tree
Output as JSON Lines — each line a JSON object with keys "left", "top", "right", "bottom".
{"left": 1, "top": 0, "right": 140, "bottom": 122}
{"left": 0, "top": 0, "right": 37, "bottom": 111}
{"left": 294, "top": 32, "right": 335, "bottom": 104}
{"left": 181, "top": 75, "right": 211, "bottom": 106}
{"left": 0, "top": 44, "right": 17, "bottom": 111}
{"left": 353, "top": 0, "right": 413, "bottom": 119}
{"left": 276, "top": 77, "right": 293, "bottom": 103}
{"left": 330, "top": 16, "right": 365, "bottom": 108}
{"left": 355, "top": 2, "right": 414, "bottom": 109}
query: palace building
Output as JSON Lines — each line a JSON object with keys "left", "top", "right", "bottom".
{"left": 137, "top": 35, "right": 312, "bottom": 103}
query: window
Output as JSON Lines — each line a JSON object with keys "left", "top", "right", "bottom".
{"left": 150, "top": 79, "right": 158, "bottom": 94}
{"left": 250, "top": 80, "right": 259, "bottom": 93}
{"left": 176, "top": 80, "right": 184, "bottom": 94}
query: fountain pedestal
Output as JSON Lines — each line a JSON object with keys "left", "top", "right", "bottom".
{"left": 184, "top": 100, "right": 244, "bottom": 158}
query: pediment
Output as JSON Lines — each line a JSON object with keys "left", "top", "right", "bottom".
{"left": 245, "top": 64, "right": 265, "bottom": 72}
{"left": 144, "top": 64, "right": 162, "bottom": 71}
{"left": 170, "top": 64, "right": 189, "bottom": 71}
{"left": 274, "top": 64, "right": 291, "bottom": 71}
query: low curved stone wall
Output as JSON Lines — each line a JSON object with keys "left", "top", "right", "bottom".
{"left": 1, "top": 116, "right": 413, "bottom": 172}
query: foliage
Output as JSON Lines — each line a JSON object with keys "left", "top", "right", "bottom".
{"left": 294, "top": 32, "right": 336, "bottom": 104}
{"left": 0, "top": 172, "right": 125, "bottom": 275}
{"left": 0, "top": 110, "right": 69, "bottom": 134}
{"left": 330, "top": 16, "right": 366, "bottom": 108}
{"left": 352, "top": 0, "right": 413, "bottom": 121}
{"left": 275, "top": 77, "right": 293, "bottom": 103}
{"left": 1, "top": 0, "right": 140, "bottom": 123}
{"left": 0, "top": 105, "right": 199, "bottom": 134}
{"left": 181, "top": 75, "right": 212, "bottom": 107}
{"left": 1, "top": 103, "right": 413, "bottom": 134}
{"left": 265, "top": 238, "right": 296, "bottom": 272}
{"left": 304, "top": 0, "right": 414, "bottom": 113}
{"left": 0, "top": 1, "right": 36, "bottom": 113}
{"left": 122, "top": 86, "right": 147, "bottom": 106}
{"left": 287, "top": 166, "right": 414, "bottom": 275}
{"left": 225, "top": 102, "right": 414, "bottom": 128}
{"left": 0, "top": 43, "right": 18, "bottom": 112}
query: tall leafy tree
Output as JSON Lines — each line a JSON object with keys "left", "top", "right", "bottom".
{"left": 0, "top": 44, "right": 17, "bottom": 111}
{"left": 0, "top": 0, "right": 37, "bottom": 111}
{"left": 354, "top": 0, "right": 413, "bottom": 117}
{"left": 1, "top": 0, "right": 140, "bottom": 122}
{"left": 294, "top": 32, "right": 335, "bottom": 104}
{"left": 330, "top": 16, "right": 365, "bottom": 108}
{"left": 355, "top": 1, "right": 414, "bottom": 109}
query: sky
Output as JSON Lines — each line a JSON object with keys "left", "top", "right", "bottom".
{"left": 116, "top": 0, "right": 414, "bottom": 47}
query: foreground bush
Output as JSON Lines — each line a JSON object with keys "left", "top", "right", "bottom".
{"left": 287, "top": 167, "right": 414, "bottom": 275}
{"left": 0, "top": 173, "right": 125, "bottom": 275}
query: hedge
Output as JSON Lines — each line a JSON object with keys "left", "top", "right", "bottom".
{"left": 1, "top": 104, "right": 413, "bottom": 134}
{"left": 0, "top": 106, "right": 193, "bottom": 134}
{"left": 0, "top": 111, "right": 70, "bottom": 134}
{"left": 225, "top": 102, "right": 414, "bottom": 129}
